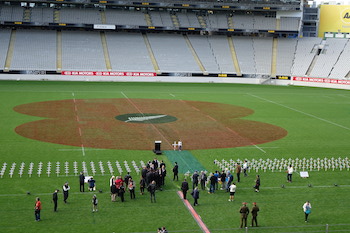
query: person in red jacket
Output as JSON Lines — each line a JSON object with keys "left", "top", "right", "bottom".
{"left": 115, "top": 176, "right": 124, "bottom": 200}
{"left": 34, "top": 197, "right": 42, "bottom": 221}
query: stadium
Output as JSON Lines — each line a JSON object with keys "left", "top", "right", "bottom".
{"left": 0, "top": 0, "right": 350, "bottom": 232}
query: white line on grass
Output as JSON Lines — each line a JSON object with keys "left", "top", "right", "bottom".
{"left": 1, "top": 185, "right": 349, "bottom": 197}
{"left": 169, "top": 93, "right": 175, "bottom": 97}
{"left": 58, "top": 148, "right": 106, "bottom": 151}
{"left": 248, "top": 93, "right": 350, "bottom": 131}
{"left": 120, "top": 91, "right": 173, "bottom": 148}
{"left": 72, "top": 92, "right": 85, "bottom": 156}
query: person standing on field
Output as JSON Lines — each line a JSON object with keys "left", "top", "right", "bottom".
{"left": 236, "top": 163, "right": 242, "bottom": 183}
{"left": 251, "top": 202, "right": 260, "bottom": 227}
{"left": 173, "top": 162, "right": 179, "bottom": 181}
{"left": 229, "top": 182, "right": 236, "bottom": 202}
{"left": 92, "top": 194, "right": 98, "bottom": 212}
{"left": 79, "top": 172, "right": 85, "bottom": 192}
{"left": 239, "top": 202, "right": 250, "bottom": 228}
{"left": 243, "top": 160, "right": 248, "bottom": 177}
{"left": 148, "top": 180, "right": 157, "bottom": 203}
{"left": 254, "top": 175, "right": 260, "bottom": 192}
{"left": 34, "top": 197, "right": 42, "bottom": 221}
{"left": 287, "top": 165, "right": 294, "bottom": 183}
{"left": 62, "top": 182, "right": 70, "bottom": 203}
{"left": 52, "top": 189, "right": 59, "bottom": 212}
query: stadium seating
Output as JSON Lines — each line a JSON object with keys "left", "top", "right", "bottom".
{"left": 309, "top": 38, "right": 347, "bottom": 78}
{"left": 0, "top": 29, "right": 11, "bottom": 70}
{"left": 105, "top": 32, "right": 155, "bottom": 72}
{"left": 328, "top": 40, "right": 350, "bottom": 79}
{"left": 276, "top": 38, "right": 297, "bottom": 76}
{"left": 1, "top": 4, "right": 350, "bottom": 79}
{"left": 61, "top": 31, "right": 106, "bottom": 71}
{"left": 11, "top": 30, "right": 57, "bottom": 71}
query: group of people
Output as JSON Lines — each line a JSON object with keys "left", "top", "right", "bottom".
{"left": 34, "top": 181, "right": 71, "bottom": 221}
{"left": 184, "top": 168, "right": 260, "bottom": 195}
{"left": 33, "top": 159, "right": 313, "bottom": 230}
{"left": 239, "top": 202, "right": 260, "bottom": 228}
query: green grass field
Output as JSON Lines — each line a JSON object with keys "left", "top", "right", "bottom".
{"left": 0, "top": 81, "right": 349, "bottom": 233}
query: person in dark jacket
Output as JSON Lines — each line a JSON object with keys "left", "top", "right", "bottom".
{"left": 52, "top": 189, "right": 59, "bottom": 212}
{"left": 239, "top": 202, "right": 250, "bottom": 228}
{"left": 251, "top": 202, "right": 260, "bottom": 227}
{"left": 192, "top": 171, "right": 199, "bottom": 189}
{"left": 181, "top": 179, "right": 189, "bottom": 200}
{"left": 191, "top": 187, "right": 200, "bottom": 206}
{"left": 173, "top": 162, "right": 179, "bottom": 181}
{"left": 254, "top": 175, "right": 260, "bottom": 192}
{"left": 148, "top": 180, "right": 157, "bottom": 203}
{"left": 79, "top": 172, "right": 85, "bottom": 192}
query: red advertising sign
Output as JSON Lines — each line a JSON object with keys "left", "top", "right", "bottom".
{"left": 61, "top": 71, "right": 157, "bottom": 77}
{"left": 292, "top": 77, "right": 350, "bottom": 85}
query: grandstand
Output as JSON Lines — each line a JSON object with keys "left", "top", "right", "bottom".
{"left": 0, "top": 0, "right": 349, "bottom": 82}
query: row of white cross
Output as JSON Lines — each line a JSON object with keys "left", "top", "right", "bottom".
{"left": 214, "top": 157, "right": 350, "bottom": 173}
{"left": 0, "top": 160, "right": 145, "bottom": 178}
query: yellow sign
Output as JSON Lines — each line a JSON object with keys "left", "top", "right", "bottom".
{"left": 218, "top": 74, "right": 227, "bottom": 77}
{"left": 318, "top": 5, "right": 350, "bottom": 37}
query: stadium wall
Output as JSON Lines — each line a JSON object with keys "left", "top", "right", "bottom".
{"left": 1, "top": 74, "right": 350, "bottom": 90}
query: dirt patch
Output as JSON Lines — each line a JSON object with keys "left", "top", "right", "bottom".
{"left": 14, "top": 99, "right": 287, "bottom": 150}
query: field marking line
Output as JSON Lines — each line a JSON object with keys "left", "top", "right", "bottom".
{"left": 72, "top": 92, "right": 85, "bottom": 156}
{"left": 179, "top": 100, "right": 266, "bottom": 153}
{"left": 177, "top": 191, "right": 211, "bottom": 233}
{"left": 248, "top": 93, "right": 350, "bottom": 131}
{"left": 225, "top": 127, "right": 266, "bottom": 153}
{"left": 120, "top": 91, "right": 173, "bottom": 148}
{"left": 338, "top": 94, "right": 350, "bottom": 99}
{"left": 81, "top": 144, "right": 85, "bottom": 156}
{"left": 1, "top": 185, "right": 350, "bottom": 196}
{"left": 58, "top": 148, "right": 106, "bottom": 151}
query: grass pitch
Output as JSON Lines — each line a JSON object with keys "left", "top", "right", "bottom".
{"left": 0, "top": 81, "right": 349, "bottom": 233}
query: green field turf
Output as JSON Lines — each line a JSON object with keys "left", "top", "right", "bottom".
{"left": 0, "top": 81, "right": 349, "bottom": 233}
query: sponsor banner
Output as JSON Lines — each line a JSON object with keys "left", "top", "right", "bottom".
{"left": 318, "top": 5, "right": 350, "bottom": 37}
{"left": 292, "top": 77, "right": 350, "bottom": 85}
{"left": 93, "top": 24, "right": 116, "bottom": 30}
{"left": 276, "top": 75, "right": 290, "bottom": 80}
{"left": 61, "top": 71, "right": 157, "bottom": 76}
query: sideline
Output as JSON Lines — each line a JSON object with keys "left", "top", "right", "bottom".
{"left": 248, "top": 93, "right": 350, "bottom": 131}
{"left": 177, "top": 191, "right": 210, "bottom": 233}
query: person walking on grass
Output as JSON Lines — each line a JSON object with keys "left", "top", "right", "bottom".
{"left": 303, "top": 201, "right": 312, "bottom": 222}
{"left": 34, "top": 197, "right": 42, "bottom": 221}
{"left": 229, "top": 182, "right": 236, "bottom": 202}
{"left": 191, "top": 187, "right": 200, "bottom": 206}
{"left": 92, "top": 194, "right": 98, "bottom": 212}
{"left": 181, "top": 179, "right": 189, "bottom": 200}
{"left": 62, "top": 182, "right": 70, "bottom": 203}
